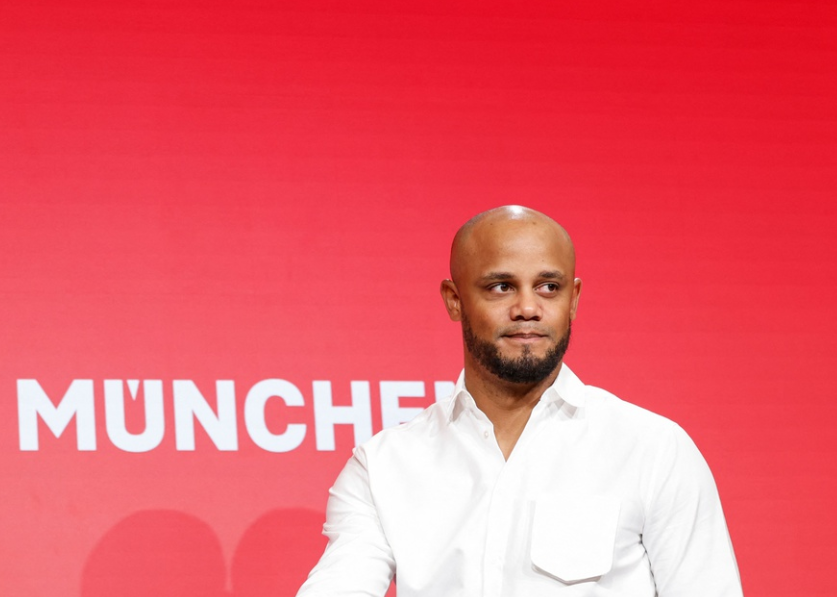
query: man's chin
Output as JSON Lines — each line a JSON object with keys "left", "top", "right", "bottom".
{"left": 497, "top": 343, "right": 552, "bottom": 361}
{"left": 463, "top": 317, "right": 572, "bottom": 385}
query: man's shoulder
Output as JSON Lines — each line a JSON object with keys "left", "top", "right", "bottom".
{"left": 359, "top": 399, "right": 450, "bottom": 455}
{"left": 583, "top": 383, "right": 690, "bottom": 446}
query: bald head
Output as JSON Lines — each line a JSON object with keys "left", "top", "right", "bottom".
{"left": 449, "top": 206, "right": 575, "bottom": 285}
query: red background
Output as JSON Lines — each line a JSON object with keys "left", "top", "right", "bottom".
{"left": 2, "top": 1, "right": 836, "bottom": 595}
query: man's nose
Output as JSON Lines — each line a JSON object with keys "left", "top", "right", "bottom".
{"left": 510, "top": 289, "right": 542, "bottom": 320}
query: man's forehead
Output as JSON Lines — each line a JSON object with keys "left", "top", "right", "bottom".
{"left": 467, "top": 241, "right": 572, "bottom": 279}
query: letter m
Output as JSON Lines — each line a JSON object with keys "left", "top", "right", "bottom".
{"left": 18, "top": 379, "right": 96, "bottom": 451}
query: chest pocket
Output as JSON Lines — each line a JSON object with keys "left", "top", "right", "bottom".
{"left": 531, "top": 494, "right": 621, "bottom": 584}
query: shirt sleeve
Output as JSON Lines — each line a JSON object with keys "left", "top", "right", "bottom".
{"left": 295, "top": 447, "right": 396, "bottom": 597}
{"left": 642, "top": 424, "right": 744, "bottom": 597}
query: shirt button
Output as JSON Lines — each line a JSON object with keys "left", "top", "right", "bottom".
{"left": 483, "top": 430, "right": 490, "bottom": 439}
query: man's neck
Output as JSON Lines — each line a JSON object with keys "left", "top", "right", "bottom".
{"left": 464, "top": 362, "right": 562, "bottom": 461}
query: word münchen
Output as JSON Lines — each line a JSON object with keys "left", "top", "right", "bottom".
{"left": 17, "top": 378, "right": 455, "bottom": 452}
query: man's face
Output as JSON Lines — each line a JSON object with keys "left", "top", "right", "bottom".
{"left": 442, "top": 215, "right": 581, "bottom": 386}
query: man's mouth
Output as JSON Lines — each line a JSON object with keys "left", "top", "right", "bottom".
{"left": 503, "top": 331, "right": 547, "bottom": 343}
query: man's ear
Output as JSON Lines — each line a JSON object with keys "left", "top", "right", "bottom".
{"left": 570, "top": 277, "right": 582, "bottom": 320}
{"left": 440, "top": 279, "right": 462, "bottom": 322}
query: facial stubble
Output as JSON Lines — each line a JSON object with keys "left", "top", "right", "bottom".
{"left": 462, "top": 316, "right": 571, "bottom": 385}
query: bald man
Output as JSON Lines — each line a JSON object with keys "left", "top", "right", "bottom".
{"left": 296, "top": 207, "right": 743, "bottom": 597}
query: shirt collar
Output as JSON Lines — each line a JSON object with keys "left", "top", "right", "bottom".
{"left": 444, "top": 363, "right": 587, "bottom": 422}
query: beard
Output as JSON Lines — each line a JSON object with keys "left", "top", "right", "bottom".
{"left": 462, "top": 316, "right": 571, "bottom": 385}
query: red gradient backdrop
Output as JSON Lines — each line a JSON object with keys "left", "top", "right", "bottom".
{"left": 2, "top": 1, "right": 836, "bottom": 596}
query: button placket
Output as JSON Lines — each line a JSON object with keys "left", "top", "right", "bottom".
{"left": 482, "top": 464, "right": 518, "bottom": 597}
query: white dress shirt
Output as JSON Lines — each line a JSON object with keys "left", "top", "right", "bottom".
{"left": 297, "top": 365, "right": 743, "bottom": 596}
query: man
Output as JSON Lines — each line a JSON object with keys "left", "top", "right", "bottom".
{"left": 297, "top": 206, "right": 743, "bottom": 596}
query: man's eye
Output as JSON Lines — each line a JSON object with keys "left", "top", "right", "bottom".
{"left": 490, "top": 283, "right": 512, "bottom": 293}
{"left": 539, "top": 283, "right": 559, "bottom": 293}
